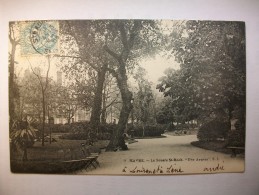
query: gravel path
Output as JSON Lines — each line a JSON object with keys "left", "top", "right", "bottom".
{"left": 78, "top": 134, "right": 244, "bottom": 175}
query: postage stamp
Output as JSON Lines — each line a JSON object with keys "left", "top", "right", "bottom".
{"left": 20, "top": 20, "right": 59, "bottom": 55}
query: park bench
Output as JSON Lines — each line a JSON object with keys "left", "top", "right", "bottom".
{"left": 49, "top": 144, "right": 100, "bottom": 173}
{"left": 81, "top": 145, "right": 100, "bottom": 169}
{"left": 51, "top": 157, "right": 98, "bottom": 173}
{"left": 227, "top": 146, "right": 245, "bottom": 157}
{"left": 60, "top": 159, "right": 88, "bottom": 173}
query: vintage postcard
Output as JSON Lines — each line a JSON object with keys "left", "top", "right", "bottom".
{"left": 9, "top": 20, "right": 246, "bottom": 175}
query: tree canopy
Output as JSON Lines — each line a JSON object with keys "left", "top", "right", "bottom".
{"left": 157, "top": 21, "right": 246, "bottom": 124}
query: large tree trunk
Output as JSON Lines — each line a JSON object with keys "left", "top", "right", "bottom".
{"left": 9, "top": 37, "right": 17, "bottom": 126}
{"left": 90, "top": 64, "right": 108, "bottom": 132}
{"left": 106, "top": 65, "right": 133, "bottom": 151}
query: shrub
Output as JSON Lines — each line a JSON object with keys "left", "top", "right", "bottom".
{"left": 52, "top": 124, "right": 71, "bottom": 133}
{"left": 129, "top": 124, "right": 165, "bottom": 137}
{"left": 197, "top": 120, "right": 229, "bottom": 141}
{"left": 59, "top": 132, "right": 89, "bottom": 140}
{"left": 59, "top": 123, "right": 114, "bottom": 140}
{"left": 227, "top": 130, "right": 245, "bottom": 147}
{"left": 31, "top": 122, "right": 93, "bottom": 133}
{"left": 10, "top": 120, "right": 37, "bottom": 161}
{"left": 99, "top": 123, "right": 116, "bottom": 134}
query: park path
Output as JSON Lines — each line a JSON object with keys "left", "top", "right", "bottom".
{"left": 78, "top": 134, "right": 244, "bottom": 175}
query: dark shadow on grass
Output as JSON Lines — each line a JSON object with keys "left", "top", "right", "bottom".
{"left": 191, "top": 141, "right": 234, "bottom": 154}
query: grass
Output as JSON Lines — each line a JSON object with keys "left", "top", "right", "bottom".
{"left": 191, "top": 140, "right": 240, "bottom": 155}
{"left": 11, "top": 133, "right": 109, "bottom": 173}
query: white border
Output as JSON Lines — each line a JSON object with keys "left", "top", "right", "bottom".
{"left": 1, "top": 0, "right": 259, "bottom": 194}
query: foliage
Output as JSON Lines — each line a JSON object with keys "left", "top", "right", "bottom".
{"left": 49, "top": 124, "right": 71, "bottom": 133}
{"left": 59, "top": 132, "right": 88, "bottom": 140}
{"left": 129, "top": 124, "right": 165, "bottom": 137}
{"left": 10, "top": 120, "right": 37, "bottom": 161}
{"left": 197, "top": 120, "right": 229, "bottom": 141}
{"left": 132, "top": 67, "right": 156, "bottom": 124}
{"left": 49, "top": 84, "right": 79, "bottom": 124}
{"left": 19, "top": 70, "right": 44, "bottom": 121}
{"left": 157, "top": 21, "right": 246, "bottom": 124}
{"left": 58, "top": 122, "right": 115, "bottom": 140}
{"left": 174, "top": 123, "right": 197, "bottom": 130}
{"left": 191, "top": 141, "right": 231, "bottom": 154}
{"left": 58, "top": 20, "right": 164, "bottom": 150}
{"left": 227, "top": 120, "right": 246, "bottom": 147}
{"left": 10, "top": 121, "right": 37, "bottom": 147}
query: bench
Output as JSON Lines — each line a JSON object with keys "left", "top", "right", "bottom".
{"left": 61, "top": 159, "right": 89, "bottom": 173}
{"left": 81, "top": 145, "right": 100, "bottom": 169}
{"left": 227, "top": 146, "right": 245, "bottom": 157}
{"left": 49, "top": 159, "right": 91, "bottom": 173}
{"left": 52, "top": 158, "right": 98, "bottom": 173}
{"left": 50, "top": 145, "right": 100, "bottom": 173}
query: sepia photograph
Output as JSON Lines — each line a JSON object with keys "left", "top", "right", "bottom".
{"left": 9, "top": 20, "right": 246, "bottom": 175}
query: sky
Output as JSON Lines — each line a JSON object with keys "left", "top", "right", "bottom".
{"left": 140, "top": 53, "right": 180, "bottom": 84}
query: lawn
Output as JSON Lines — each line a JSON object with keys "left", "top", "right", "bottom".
{"left": 10, "top": 133, "right": 109, "bottom": 173}
{"left": 191, "top": 140, "right": 244, "bottom": 155}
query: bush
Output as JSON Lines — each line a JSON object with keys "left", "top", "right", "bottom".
{"left": 175, "top": 123, "right": 197, "bottom": 130}
{"left": 129, "top": 124, "right": 166, "bottom": 137}
{"left": 59, "top": 132, "right": 89, "bottom": 140}
{"left": 197, "top": 120, "right": 229, "bottom": 141}
{"left": 227, "top": 130, "right": 245, "bottom": 147}
{"left": 51, "top": 124, "right": 71, "bottom": 133}
{"left": 59, "top": 123, "right": 114, "bottom": 141}
{"left": 99, "top": 123, "right": 116, "bottom": 134}
{"left": 31, "top": 122, "right": 93, "bottom": 133}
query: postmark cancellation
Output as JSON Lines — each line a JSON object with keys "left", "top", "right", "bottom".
{"left": 20, "top": 20, "right": 59, "bottom": 55}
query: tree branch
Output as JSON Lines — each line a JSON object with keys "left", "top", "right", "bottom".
{"left": 26, "top": 56, "right": 44, "bottom": 91}
{"left": 103, "top": 45, "right": 120, "bottom": 61}
{"left": 118, "top": 22, "right": 129, "bottom": 49}
{"left": 128, "top": 21, "right": 142, "bottom": 49}
{"left": 120, "top": 21, "right": 142, "bottom": 61}
{"left": 55, "top": 54, "right": 98, "bottom": 71}
{"left": 44, "top": 55, "right": 51, "bottom": 92}
{"left": 102, "top": 96, "right": 119, "bottom": 111}
{"left": 64, "top": 21, "right": 99, "bottom": 71}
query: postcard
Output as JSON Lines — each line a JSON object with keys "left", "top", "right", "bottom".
{"left": 9, "top": 20, "right": 245, "bottom": 175}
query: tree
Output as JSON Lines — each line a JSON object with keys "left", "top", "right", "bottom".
{"left": 9, "top": 22, "right": 20, "bottom": 126}
{"left": 157, "top": 68, "right": 199, "bottom": 124}
{"left": 155, "top": 97, "right": 175, "bottom": 125}
{"left": 51, "top": 84, "right": 79, "bottom": 124}
{"left": 102, "top": 20, "right": 162, "bottom": 150}
{"left": 157, "top": 21, "right": 246, "bottom": 128}
{"left": 19, "top": 69, "right": 43, "bottom": 122}
{"left": 59, "top": 20, "right": 163, "bottom": 150}
{"left": 132, "top": 67, "right": 156, "bottom": 136}
{"left": 59, "top": 21, "right": 111, "bottom": 132}
{"left": 27, "top": 57, "right": 51, "bottom": 146}
{"left": 100, "top": 74, "right": 120, "bottom": 124}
